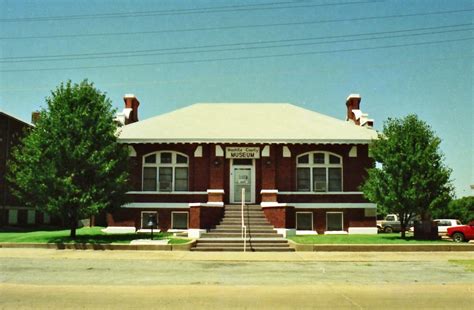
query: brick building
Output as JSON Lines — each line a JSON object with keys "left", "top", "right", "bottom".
{"left": 0, "top": 110, "right": 53, "bottom": 226}
{"left": 107, "top": 94, "right": 378, "bottom": 238}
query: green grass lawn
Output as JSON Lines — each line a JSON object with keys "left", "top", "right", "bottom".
{"left": 288, "top": 233, "right": 452, "bottom": 244}
{"left": 0, "top": 227, "right": 191, "bottom": 244}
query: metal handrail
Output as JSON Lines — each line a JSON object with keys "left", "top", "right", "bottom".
{"left": 241, "top": 188, "right": 247, "bottom": 252}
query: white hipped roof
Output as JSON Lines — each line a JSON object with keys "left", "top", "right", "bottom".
{"left": 118, "top": 103, "right": 377, "bottom": 144}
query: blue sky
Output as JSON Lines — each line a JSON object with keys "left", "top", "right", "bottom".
{"left": 0, "top": 0, "right": 472, "bottom": 197}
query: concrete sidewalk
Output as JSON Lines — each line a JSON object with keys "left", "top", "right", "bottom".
{"left": 1, "top": 248, "right": 473, "bottom": 262}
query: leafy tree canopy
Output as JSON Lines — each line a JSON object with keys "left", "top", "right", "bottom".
{"left": 8, "top": 80, "right": 129, "bottom": 238}
{"left": 431, "top": 196, "right": 474, "bottom": 224}
{"left": 362, "top": 114, "right": 453, "bottom": 238}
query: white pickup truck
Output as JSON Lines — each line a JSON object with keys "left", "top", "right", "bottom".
{"left": 377, "top": 214, "right": 404, "bottom": 233}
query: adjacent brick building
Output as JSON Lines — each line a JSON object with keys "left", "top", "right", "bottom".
{"left": 0, "top": 110, "right": 53, "bottom": 226}
{"left": 107, "top": 94, "right": 378, "bottom": 237}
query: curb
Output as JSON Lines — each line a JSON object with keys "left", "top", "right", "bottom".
{"left": 0, "top": 240, "right": 196, "bottom": 251}
{"left": 287, "top": 240, "right": 474, "bottom": 252}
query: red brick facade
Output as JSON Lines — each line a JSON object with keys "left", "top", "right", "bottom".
{"left": 0, "top": 112, "right": 58, "bottom": 227}
{"left": 108, "top": 142, "right": 377, "bottom": 233}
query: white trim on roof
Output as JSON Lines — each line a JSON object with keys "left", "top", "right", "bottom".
{"left": 122, "top": 203, "right": 190, "bottom": 208}
{"left": 119, "top": 139, "right": 374, "bottom": 144}
{"left": 126, "top": 191, "right": 207, "bottom": 195}
{"left": 278, "top": 191, "right": 363, "bottom": 195}
{"left": 293, "top": 203, "right": 376, "bottom": 209}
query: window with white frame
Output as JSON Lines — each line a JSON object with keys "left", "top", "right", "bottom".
{"left": 296, "top": 212, "right": 313, "bottom": 230}
{"left": 141, "top": 211, "right": 158, "bottom": 229}
{"left": 326, "top": 212, "right": 343, "bottom": 231}
{"left": 296, "top": 152, "right": 342, "bottom": 192}
{"left": 27, "top": 210, "right": 36, "bottom": 224}
{"left": 8, "top": 209, "right": 18, "bottom": 225}
{"left": 172, "top": 212, "right": 188, "bottom": 230}
{"left": 142, "top": 151, "right": 189, "bottom": 192}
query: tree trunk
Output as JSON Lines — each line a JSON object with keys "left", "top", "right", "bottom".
{"left": 400, "top": 217, "right": 407, "bottom": 239}
{"left": 70, "top": 226, "right": 76, "bottom": 239}
{"left": 69, "top": 207, "right": 77, "bottom": 239}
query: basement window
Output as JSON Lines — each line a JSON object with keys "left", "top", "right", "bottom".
{"left": 141, "top": 211, "right": 158, "bottom": 229}
{"left": 326, "top": 212, "right": 343, "bottom": 231}
{"left": 172, "top": 212, "right": 188, "bottom": 230}
{"left": 296, "top": 212, "right": 313, "bottom": 230}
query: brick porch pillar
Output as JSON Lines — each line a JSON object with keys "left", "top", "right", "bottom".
{"left": 188, "top": 189, "right": 225, "bottom": 238}
{"left": 260, "top": 189, "right": 296, "bottom": 237}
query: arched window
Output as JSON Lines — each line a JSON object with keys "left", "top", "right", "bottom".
{"left": 142, "top": 151, "right": 189, "bottom": 192}
{"left": 296, "top": 152, "right": 342, "bottom": 192}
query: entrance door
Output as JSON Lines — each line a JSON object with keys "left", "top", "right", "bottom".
{"left": 230, "top": 159, "right": 255, "bottom": 203}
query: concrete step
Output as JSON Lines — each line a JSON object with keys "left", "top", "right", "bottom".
{"left": 222, "top": 216, "right": 268, "bottom": 223}
{"left": 210, "top": 228, "right": 276, "bottom": 233}
{"left": 215, "top": 224, "right": 274, "bottom": 229}
{"left": 224, "top": 212, "right": 265, "bottom": 217}
{"left": 220, "top": 220, "right": 270, "bottom": 224}
{"left": 223, "top": 214, "right": 266, "bottom": 218}
{"left": 197, "top": 239, "right": 287, "bottom": 243}
{"left": 196, "top": 242, "right": 289, "bottom": 247}
{"left": 192, "top": 247, "right": 294, "bottom": 252}
{"left": 225, "top": 207, "right": 262, "bottom": 211}
{"left": 201, "top": 232, "right": 282, "bottom": 238}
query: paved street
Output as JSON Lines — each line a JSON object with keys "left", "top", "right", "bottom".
{"left": 1, "top": 249, "right": 473, "bottom": 309}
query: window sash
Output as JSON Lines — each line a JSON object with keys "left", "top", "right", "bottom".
{"left": 297, "top": 168, "right": 311, "bottom": 192}
{"left": 313, "top": 168, "right": 326, "bottom": 192}
{"left": 172, "top": 212, "right": 188, "bottom": 229}
{"left": 327, "top": 213, "right": 343, "bottom": 231}
{"left": 160, "top": 152, "right": 172, "bottom": 164}
{"left": 328, "top": 168, "right": 342, "bottom": 192}
{"left": 159, "top": 167, "right": 173, "bottom": 192}
{"left": 313, "top": 153, "right": 325, "bottom": 164}
{"left": 296, "top": 152, "right": 343, "bottom": 192}
{"left": 175, "top": 167, "right": 188, "bottom": 191}
{"left": 143, "top": 152, "right": 189, "bottom": 192}
{"left": 143, "top": 167, "right": 157, "bottom": 191}
{"left": 296, "top": 213, "right": 313, "bottom": 230}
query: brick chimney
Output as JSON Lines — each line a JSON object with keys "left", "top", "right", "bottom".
{"left": 346, "top": 94, "right": 373, "bottom": 128}
{"left": 346, "top": 94, "right": 361, "bottom": 124}
{"left": 31, "top": 111, "right": 40, "bottom": 125}
{"left": 123, "top": 94, "right": 140, "bottom": 124}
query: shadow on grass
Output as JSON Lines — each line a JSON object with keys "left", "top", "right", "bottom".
{"left": 0, "top": 226, "right": 64, "bottom": 233}
{"left": 47, "top": 232, "right": 173, "bottom": 244}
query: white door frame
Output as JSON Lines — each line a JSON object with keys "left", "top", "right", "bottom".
{"left": 229, "top": 159, "right": 256, "bottom": 204}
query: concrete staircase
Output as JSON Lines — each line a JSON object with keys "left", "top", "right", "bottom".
{"left": 192, "top": 204, "right": 294, "bottom": 252}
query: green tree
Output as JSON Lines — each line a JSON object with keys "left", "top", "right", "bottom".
{"left": 362, "top": 114, "right": 452, "bottom": 238}
{"left": 7, "top": 80, "right": 129, "bottom": 238}
{"left": 432, "top": 196, "right": 474, "bottom": 224}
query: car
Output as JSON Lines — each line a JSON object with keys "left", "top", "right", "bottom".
{"left": 447, "top": 221, "right": 474, "bottom": 242}
{"left": 377, "top": 214, "right": 415, "bottom": 233}
{"left": 434, "top": 219, "right": 463, "bottom": 234}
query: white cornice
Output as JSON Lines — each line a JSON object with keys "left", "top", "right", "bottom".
{"left": 122, "top": 203, "right": 190, "bottom": 209}
{"left": 119, "top": 139, "right": 373, "bottom": 145}
{"left": 126, "top": 191, "right": 207, "bottom": 195}
{"left": 278, "top": 191, "right": 363, "bottom": 195}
